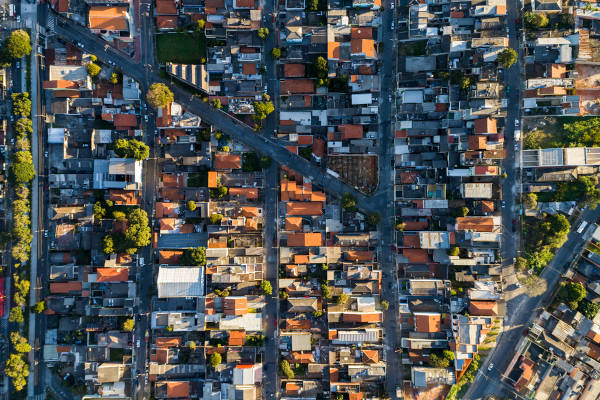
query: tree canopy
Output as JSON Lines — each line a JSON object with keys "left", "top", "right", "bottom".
{"left": 5, "top": 353, "right": 29, "bottom": 391}
{"left": 557, "top": 282, "right": 586, "bottom": 310}
{"left": 258, "top": 27, "right": 269, "bottom": 39}
{"left": 10, "top": 332, "right": 32, "bottom": 353}
{"left": 86, "top": 62, "right": 101, "bottom": 77}
{"left": 12, "top": 92, "right": 31, "bottom": 117}
{"left": 10, "top": 151, "right": 35, "bottom": 183}
{"left": 280, "top": 360, "right": 294, "bottom": 378}
{"left": 9, "top": 306, "right": 24, "bottom": 323}
{"left": 5, "top": 30, "right": 31, "bottom": 59}
{"left": 497, "top": 48, "right": 518, "bottom": 69}
{"left": 252, "top": 100, "right": 275, "bottom": 123}
{"left": 181, "top": 246, "right": 206, "bottom": 266}
{"left": 114, "top": 138, "right": 149, "bottom": 160}
{"left": 523, "top": 193, "right": 538, "bottom": 209}
{"left": 366, "top": 213, "right": 381, "bottom": 226}
{"left": 341, "top": 193, "right": 357, "bottom": 211}
{"left": 524, "top": 11, "right": 549, "bottom": 29}
{"left": 271, "top": 47, "right": 281, "bottom": 59}
{"left": 209, "top": 352, "right": 222, "bottom": 368}
{"left": 146, "top": 83, "right": 174, "bottom": 109}
{"left": 578, "top": 299, "right": 600, "bottom": 320}
{"left": 122, "top": 318, "right": 135, "bottom": 332}
{"left": 260, "top": 280, "right": 273, "bottom": 295}
{"left": 14, "top": 117, "right": 32, "bottom": 137}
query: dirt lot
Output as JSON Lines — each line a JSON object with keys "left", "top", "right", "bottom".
{"left": 327, "top": 155, "right": 378, "bottom": 194}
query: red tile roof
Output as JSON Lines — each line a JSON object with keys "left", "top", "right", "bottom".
{"left": 96, "top": 267, "right": 128, "bottom": 282}
{"left": 114, "top": 114, "right": 137, "bottom": 128}
{"left": 280, "top": 79, "right": 315, "bottom": 94}
{"left": 156, "top": 0, "right": 177, "bottom": 14}
{"left": 166, "top": 381, "right": 189, "bottom": 398}
{"left": 287, "top": 232, "right": 322, "bottom": 247}
{"left": 223, "top": 297, "right": 247, "bottom": 316}
{"left": 284, "top": 64, "right": 305, "bottom": 78}
{"left": 286, "top": 202, "right": 323, "bottom": 216}
{"left": 415, "top": 313, "right": 442, "bottom": 332}
{"left": 157, "top": 15, "right": 178, "bottom": 29}
{"left": 215, "top": 153, "right": 241, "bottom": 170}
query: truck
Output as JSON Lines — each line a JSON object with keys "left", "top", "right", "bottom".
{"left": 577, "top": 221, "right": 588, "bottom": 234}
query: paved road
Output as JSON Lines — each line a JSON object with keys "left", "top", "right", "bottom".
{"left": 49, "top": 12, "right": 386, "bottom": 215}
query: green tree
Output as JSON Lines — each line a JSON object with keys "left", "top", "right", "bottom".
{"left": 212, "top": 98, "right": 222, "bottom": 109}
{"left": 196, "top": 19, "right": 205, "bottom": 31}
{"left": 11, "top": 93, "right": 31, "bottom": 117}
{"left": 442, "top": 350, "right": 455, "bottom": 361}
{"left": 578, "top": 299, "right": 600, "bottom": 320}
{"left": 86, "top": 62, "right": 101, "bottom": 77}
{"left": 122, "top": 318, "right": 135, "bottom": 332}
{"left": 10, "top": 332, "right": 32, "bottom": 353}
{"left": 90, "top": 54, "right": 98, "bottom": 62}
{"left": 112, "top": 210, "right": 127, "bottom": 222}
{"left": 14, "top": 117, "right": 32, "bottom": 137}
{"left": 258, "top": 27, "right": 270, "bottom": 39}
{"left": 5, "top": 353, "right": 29, "bottom": 391}
{"left": 13, "top": 274, "right": 30, "bottom": 306}
{"left": 429, "top": 352, "right": 450, "bottom": 368}
{"left": 15, "top": 137, "right": 30, "bottom": 151}
{"left": 260, "top": 280, "right": 273, "bottom": 295}
{"left": 557, "top": 282, "right": 586, "bottom": 310}
{"left": 271, "top": 47, "right": 281, "bottom": 59}
{"left": 515, "top": 256, "right": 528, "bottom": 272}
{"left": 187, "top": 201, "right": 197, "bottom": 211}
{"left": 524, "top": 11, "right": 549, "bottom": 29}
{"left": 94, "top": 201, "right": 106, "bottom": 220}
{"left": 341, "top": 193, "right": 357, "bottom": 211}
{"left": 321, "top": 284, "right": 331, "bottom": 299}
{"left": 181, "top": 246, "right": 206, "bottom": 266}
{"left": 5, "top": 30, "right": 31, "bottom": 59}
{"left": 10, "top": 152, "right": 35, "bottom": 183}
{"left": 337, "top": 293, "right": 349, "bottom": 304}
{"left": 9, "top": 306, "right": 24, "bottom": 323}
{"left": 209, "top": 352, "right": 222, "bottom": 368}
{"left": 306, "top": 0, "right": 318, "bottom": 11}
{"left": 146, "top": 83, "right": 174, "bottom": 109}
{"left": 125, "top": 208, "right": 151, "bottom": 249}
{"left": 114, "top": 138, "right": 149, "bottom": 160}
{"left": 366, "top": 213, "right": 381, "bottom": 226}
{"left": 448, "top": 246, "right": 460, "bottom": 256}
{"left": 523, "top": 193, "right": 538, "bottom": 209}
{"left": 497, "top": 48, "right": 518, "bottom": 69}
{"left": 103, "top": 235, "right": 115, "bottom": 255}
{"left": 189, "top": 340, "right": 197, "bottom": 350}
{"left": 210, "top": 214, "right": 223, "bottom": 224}
{"left": 381, "top": 300, "right": 389, "bottom": 310}
{"left": 540, "top": 213, "right": 570, "bottom": 248}
{"left": 33, "top": 301, "right": 45, "bottom": 314}
{"left": 453, "top": 206, "right": 469, "bottom": 217}
{"left": 280, "top": 360, "right": 294, "bottom": 378}
{"left": 110, "top": 72, "right": 119, "bottom": 84}
{"left": 252, "top": 100, "right": 275, "bottom": 123}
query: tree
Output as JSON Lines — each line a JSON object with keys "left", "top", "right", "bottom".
{"left": 114, "top": 138, "right": 149, "bottom": 161}
{"left": 196, "top": 19, "right": 205, "bottom": 31}
{"left": 453, "top": 206, "right": 469, "bottom": 217}
{"left": 90, "top": 54, "right": 98, "bottom": 62}
{"left": 306, "top": 0, "right": 318, "bottom": 11}
{"left": 280, "top": 360, "right": 294, "bottom": 379}
{"left": 341, "top": 193, "right": 357, "bottom": 211}
{"left": 442, "top": 350, "right": 455, "bottom": 361}
{"left": 187, "top": 201, "right": 197, "bottom": 211}
{"left": 366, "top": 213, "right": 381, "bottom": 226}
{"left": 210, "top": 214, "right": 223, "bottom": 224}
{"left": 337, "top": 293, "right": 349, "bottom": 304}
{"left": 10, "top": 332, "right": 31, "bottom": 353}
{"left": 321, "top": 284, "right": 332, "bottom": 299}
{"left": 15, "top": 137, "right": 30, "bottom": 151}
{"left": 381, "top": 300, "right": 389, "bottom": 310}
{"left": 5, "top": 30, "right": 31, "bottom": 59}
{"left": 125, "top": 208, "right": 151, "bottom": 249}
{"left": 258, "top": 27, "right": 269, "bottom": 39}
{"left": 312, "top": 310, "right": 323, "bottom": 318}
{"left": 146, "top": 83, "right": 174, "bottom": 109}
{"left": 189, "top": 340, "right": 197, "bottom": 350}
{"left": 10, "top": 152, "right": 35, "bottom": 183}
{"left": 112, "top": 210, "right": 127, "bottom": 222}
{"left": 578, "top": 299, "right": 600, "bottom": 320}
{"left": 523, "top": 193, "right": 538, "bottom": 209}
{"left": 461, "top": 76, "right": 472, "bottom": 91}
{"left": 110, "top": 72, "right": 119, "bottom": 84}
{"left": 497, "top": 48, "right": 518, "bottom": 69}
{"left": 9, "top": 306, "right": 24, "bottom": 323}
{"left": 524, "top": 11, "right": 549, "bottom": 29}
{"left": 13, "top": 274, "right": 30, "bottom": 306}
{"left": 122, "top": 318, "right": 135, "bottom": 332}
{"left": 181, "top": 246, "right": 206, "bottom": 266}
{"left": 11, "top": 93, "right": 31, "bottom": 118}
{"left": 271, "top": 47, "right": 281, "bottom": 59}
{"left": 5, "top": 353, "right": 29, "bottom": 391}
{"left": 94, "top": 201, "right": 106, "bottom": 220}
{"left": 396, "top": 222, "right": 405, "bottom": 231}
{"left": 103, "top": 235, "right": 115, "bottom": 255}
{"left": 252, "top": 100, "right": 275, "bottom": 123}
{"left": 86, "top": 62, "right": 101, "bottom": 77}
{"left": 515, "top": 256, "right": 528, "bottom": 272}
{"left": 280, "top": 290, "right": 289, "bottom": 300}
{"left": 209, "top": 352, "right": 222, "bottom": 368}
{"left": 260, "top": 280, "right": 273, "bottom": 295}
{"left": 14, "top": 117, "right": 32, "bottom": 137}
{"left": 211, "top": 98, "right": 222, "bottom": 109}
{"left": 448, "top": 246, "right": 460, "bottom": 256}
{"left": 540, "top": 213, "right": 570, "bottom": 248}
{"left": 429, "top": 352, "right": 450, "bottom": 368}
{"left": 33, "top": 301, "right": 45, "bottom": 314}
{"left": 557, "top": 282, "right": 586, "bottom": 310}
{"left": 259, "top": 156, "right": 272, "bottom": 169}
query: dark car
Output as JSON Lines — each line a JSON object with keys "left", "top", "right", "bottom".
{"left": 512, "top": 218, "right": 517, "bottom": 232}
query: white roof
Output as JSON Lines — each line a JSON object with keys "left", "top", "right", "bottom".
{"left": 48, "top": 128, "right": 66, "bottom": 144}
{"left": 157, "top": 267, "right": 205, "bottom": 298}
{"left": 351, "top": 93, "right": 373, "bottom": 105}
{"left": 49, "top": 65, "right": 87, "bottom": 83}
{"left": 219, "top": 313, "right": 262, "bottom": 331}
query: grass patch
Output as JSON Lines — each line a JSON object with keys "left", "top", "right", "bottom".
{"left": 157, "top": 32, "right": 206, "bottom": 64}
{"left": 398, "top": 40, "right": 428, "bottom": 56}
{"left": 187, "top": 171, "right": 208, "bottom": 187}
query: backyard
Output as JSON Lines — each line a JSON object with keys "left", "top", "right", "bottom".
{"left": 157, "top": 32, "right": 206, "bottom": 64}
{"left": 524, "top": 116, "right": 600, "bottom": 149}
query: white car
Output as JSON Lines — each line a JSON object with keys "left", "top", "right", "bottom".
{"left": 136, "top": 339, "right": 140, "bottom": 348}
{"left": 144, "top": 115, "right": 148, "bottom": 122}
{"left": 488, "top": 363, "right": 494, "bottom": 371}
{"left": 514, "top": 119, "right": 519, "bottom": 127}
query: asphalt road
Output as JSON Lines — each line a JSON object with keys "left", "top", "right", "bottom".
{"left": 50, "top": 12, "right": 387, "bottom": 215}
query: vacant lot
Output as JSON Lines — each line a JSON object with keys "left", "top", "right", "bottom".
{"left": 157, "top": 32, "right": 206, "bottom": 64}
{"left": 327, "top": 155, "right": 378, "bottom": 194}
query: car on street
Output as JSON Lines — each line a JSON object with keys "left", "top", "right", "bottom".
{"left": 44, "top": 230, "right": 48, "bottom": 238}
{"left": 501, "top": 200, "right": 506, "bottom": 208}
{"left": 144, "top": 115, "right": 148, "bottom": 122}
{"left": 506, "top": 85, "right": 510, "bottom": 94}
{"left": 488, "top": 363, "right": 494, "bottom": 371}
{"left": 136, "top": 339, "right": 140, "bottom": 348}
{"left": 515, "top": 283, "right": 522, "bottom": 289}
{"left": 514, "top": 119, "right": 519, "bottom": 127}
{"left": 44, "top": 151, "right": 48, "bottom": 157}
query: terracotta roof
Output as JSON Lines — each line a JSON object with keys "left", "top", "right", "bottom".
{"left": 287, "top": 232, "right": 322, "bottom": 247}
{"left": 162, "top": 173, "right": 184, "bottom": 188}
{"left": 89, "top": 6, "right": 128, "bottom": 31}
{"left": 242, "top": 63, "right": 257, "bottom": 75}
{"left": 223, "top": 297, "right": 248, "bottom": 316}
{"left": 96, "top": 267, "right": 128, "bottom": 282}
{"left": 109, "top": 189, "right": 139, "bottom": 205}
{"left": 342, "top": 312, "right": 382, "bottom": 323}
{"left": 548, "top": 63, "right": 567, "bottom": 78}
{"left": 229, "top": 187, "right": 259, "bottom": 200}
{"left": 474, "top": 117, "right": 497, "bottom": 134}
{"left": 56, "top": 0, "right": 69, "bottom": 13}
{"left": 351, "top": 27, "right": 373, "bottom": 39}
{"left": 338, "top": 124, "right": 363, "bottom": 140}
{"left": 166, "top": 381, "right": 189, "bottom": 398}
{"left": 328, "top": 41, "right": 341, "bottom": 59}
{"left": 156, "top": 337, "right": 182, "bottom": 348}
{"left": 456, "top": 216, "right": 496, "bottom": 232}
{"left": 286, "top": 202, "right": 323, "bottom": 216}
{"left": 362, "top": 349, "right": 379, "bottom": 363}
{"left": 350, "top": 39, "right": 376, "bottom": 58}
{"left": 297, "top": 135, "right": 313, "bottom": 145}
{"left": 241, "top": 207, "right": 259, "bottom": 217}
{"left": 215, "top": 153, "right": 241, "bottom": 170}
{"left": 415, "top": 313, "right": 442, "bottom": 333}
{"left": 158, "top": 250, "right": 183, "bottom": 265}
{"left": 156, "top": 0, "right": 177, "bottom": 15}
{"left": 53, "top": 90, "right": 80, "bottom": 98}
{"left": 470, "top": 300, "right": 499, "bottom": 316}
{"left": 285, "top": 319, "right": 311, "bottom": 330}
{"left": 157, "top": 15, "right": 178, "bottom": 29}
{"left": 284, "top": 64, "right": 305, "bottom": 78}
{"left": 156, "top": 202, "right": 178, "bottom": 218}
{"left": 586, "top": 326, "right": 600, "bottom": 344}
{"left": 312, "top": 138, "right": 325, "bottom": 158}
{"left": 468, "top": 135, "right": 487, "bottom": 151}
{"left": 49, "top": 281, "right": 82, "bottom": 294}
{"left": 43, "top": 80, "right": 79, "bottom": 89}
{"left": 280, "top": 79, "right": 315, "bottom": 94}
{"left": 229, "top": 330, "right": 246, "bottom": 346}
{"left": 286, "top": 382, "right": 301, "bottom": 395}
{"left": 207, "top": 171, "right": 218, "bottom": 188}
{"left": 114, "top": 114, "right": 137, "bottom": 128}
{"left": 349, "top": 393, "right": 363, "bottom": 400}
{"left": 344, "top": 251, "right": 373, "bottom": 261}
{"left": 235, "top": 0, "right": 255, "bottom": 8}
{"left": 285, "top": 217, "right": 303, "bottom": 231}
{"left": 288, "top": 352, "right": 315, "bottom": 363}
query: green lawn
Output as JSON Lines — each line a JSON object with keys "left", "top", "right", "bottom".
{"left": 156, "top": 32, "right": 206, "bottom": 64}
